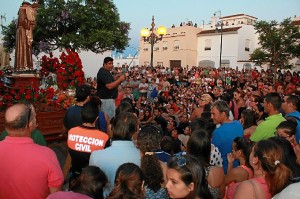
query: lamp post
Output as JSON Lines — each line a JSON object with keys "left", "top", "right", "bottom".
{"left": 214, "top": 11, "right": 223, "bottom": 68}
{"left": 199, "top": 20, "right": 205, "bottom": 28}
{"left": 140, "top": 16, "right": 166, "bottom": 67}
{"left": 216, "top": 21, "right": 223, "bottom": 68}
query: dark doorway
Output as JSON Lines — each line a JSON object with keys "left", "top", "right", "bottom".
{"left": 170, "top": 60, "right": 181, "bottom": 68}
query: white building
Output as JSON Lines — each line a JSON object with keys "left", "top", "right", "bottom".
{"left": 197, "top": 14, "right": 259, "bottom": 70}
{"left": 112, "top": 54, "right": 139, "bottom": 68}
{"left": 139, "top": 23, "right": 202, "bottom": 68}
{"left": 291, "top": 16, "right": 300, "bottom": 71}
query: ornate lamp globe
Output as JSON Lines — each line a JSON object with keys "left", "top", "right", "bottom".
{"left": 157, "top": 26, "right": 167, "bottom": 36}
{"left": 140, "top": 28, "right": 150, "bottom": 37}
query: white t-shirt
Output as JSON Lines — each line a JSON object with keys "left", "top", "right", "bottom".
{"left": 139, "top": 83, "right": 148, "bottom": 93}
{"left": 273, "top": 182, "right": 300, "bottom": 199}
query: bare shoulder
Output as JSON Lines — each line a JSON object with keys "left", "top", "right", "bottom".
{"left": 234, "top": 180, "right": 256, "bottom": 199}
{"left": 207, "top": 166, "right": 224, "bottom": 188}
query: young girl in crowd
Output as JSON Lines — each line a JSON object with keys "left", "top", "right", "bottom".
{"left": 166, "top": 154, "right": 213, "bottom": 199}
{"left": 234, "top": 139, "right": 292, "bottom": 199}
{"left": 106, "top": 163, "right": 144, "bottom": 199}
{"left": 187, "top": 129, "right": 224, "bottom": 199}
{"left": 240, "top": 109, "right": 257, "bottom": 138}
{"left": 275, "top": 120, "right": 298, "bottom": 148}
{"left": 271, "top": 137, "right": 300, "bottom": 198}
{"left": 47, "top": 166, "right": 107, "bottom": 199}
{"left": 139, "top": 109, "right": 153, "bottom": 126}
{"left": 123, "top": 87, "right": 135, "bottom": 105}
{"left": 137, "top": 125, "right": 168, "bottom": 199}
{"left": 232, "top": 89, "right": 246, "bottom": 120}
{"left": 189, "top": 118, "right": 222, "bottom": 167}
{"left": 224, "top": 137, "right": 254, "bottom": 199}
{"left": 248, "top": 94, "right": 266, "bottom": 124}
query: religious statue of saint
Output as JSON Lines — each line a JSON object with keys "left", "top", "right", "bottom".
{"left": 14, "top": 1, "right": 38, "bottom": 72}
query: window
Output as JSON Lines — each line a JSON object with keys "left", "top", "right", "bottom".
{"left": 245, "top": 39, "right": 250, "bottom": 51}
{"left": 157, "top": 62, "right": 163, "bottom": 66}
{"left": 163, "top": 41, "right": 168, "bottom": 50}
{"left": 174, "top": 40, "right": 180, "bottom": 50}
{"left": 154, "top": 45, "right": 159, "bottom": 51}
{"left": 204, "top": 39, "right": 211, "bottom": 51}
{"left": 143, "top": 48, "right": 148, "bottom": 51}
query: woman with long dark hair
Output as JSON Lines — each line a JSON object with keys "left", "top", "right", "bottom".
{"left": 106, "top": 163, "right": 144, "bottom": 199}
{"left": 187, "top": 129, "right": 224, "bottom": 199}
{"left": 234, "top": 139, "right": 292, "bottom": 198}
{"left": 166, "top": 154, "right": 213, "bottom": 199}
{"left": 224, "top": 137, "right": 254, "bottom": 199}
{"left": 47, "top": 166, "right": 107, "bottom": 199}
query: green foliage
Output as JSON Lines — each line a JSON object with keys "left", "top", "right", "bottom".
{"left": 1, "top": 0, "right": 130, "bottom": 55}
{"left": 252, "top": 18, "right": 300, "bottom": 69}
{"left": 250, "top": 48, "right": 269, "bottom": 66}
{"left": 1, "top": 20, "right": 17, "bottom": 53}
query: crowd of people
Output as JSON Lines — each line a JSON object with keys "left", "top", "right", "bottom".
{"left": 1, "top": 56, "right": 300, "bottom": 199}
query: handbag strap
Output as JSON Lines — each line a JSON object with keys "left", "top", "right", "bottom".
{"left": 248, "top": 180, "right": 259, "bottom": 199}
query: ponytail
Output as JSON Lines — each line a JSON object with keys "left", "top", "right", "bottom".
{"left": 266, "top": 162, "right": 292, "bottom": 196}
{"left": 254, "top": 140, "right": 292, "bottom": 196}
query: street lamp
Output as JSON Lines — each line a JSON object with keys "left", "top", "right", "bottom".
{"left": 140, "top": 16, "right": 166, "bottom": 67}
{"left": 216, "top": 22, "right": 223, "bottom": 68}
{"left": 214, "top": 11, "right": 223, "bottom": 68}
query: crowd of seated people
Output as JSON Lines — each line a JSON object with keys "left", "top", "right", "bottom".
{"left": 1, "top": 64, "right": 300, "bottom": 198}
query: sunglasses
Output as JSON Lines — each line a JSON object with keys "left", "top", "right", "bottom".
{"left": 27, "top": 107, "right": 31, "bottom": 128}
{"left": 173, "top": 154, "right": 186, "bottom": 167}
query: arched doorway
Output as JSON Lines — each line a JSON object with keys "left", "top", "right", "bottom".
{"left": 243, "top": 63, "right": 252, "bottom": 70}
{"left": 198, "top": 60, "right": 215, "bottom": 68}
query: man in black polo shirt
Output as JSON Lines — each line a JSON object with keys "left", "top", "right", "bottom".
{"left": 97, "top": 57, "right": 126, "bottom": 119}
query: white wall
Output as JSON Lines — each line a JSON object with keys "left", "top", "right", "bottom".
{"left": 237, "top": 25, "right": 256, "bottom": 61}
{"left": 197, "top": 31, "right": 239, "bottom": 67}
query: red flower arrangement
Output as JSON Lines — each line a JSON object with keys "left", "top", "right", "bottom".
{"left": 40, "top": 52, "right": 60, "bottom": 75}
{"left": 0, "top": 83, "right": 58, "bottom": 112}
{"left": 0, "top": 49, "right": 83, "bottom": 112}
{"left": 40, "top": 49, "right": 85, "bottom": 90}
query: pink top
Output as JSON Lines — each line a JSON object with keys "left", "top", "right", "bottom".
{"left": 225, "top": 165, "right": 254, "bottom": 199}
{"left": 0, "top": 137, "right": 64, "bottom": 199}
{"left": 251, "top": 177, "right": 272, "bottom": 199}
{"left": 115, "top": 91, "right": 124, "bottom": 107}
{"left": 232, "top": 100, "right": 239, "bottom": 120}
{"left": 47, "top": 191, "right": 93, "bottom": 199}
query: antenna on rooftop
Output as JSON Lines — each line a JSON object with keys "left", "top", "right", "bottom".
{"left": 0, "top": 14, "right": 6, "bottom": 31}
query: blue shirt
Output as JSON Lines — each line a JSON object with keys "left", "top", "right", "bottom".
{"left": 64, "top": 105, "right": 82, "bottom": 130}
{"left": 89, "top": 140, "right": 141, "bottom": 197}
{"left": 155, "top": 149, "right": 171, "bottom": 163}
{"left": 211, "top": 120, "right": 243, "bottom": 174}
